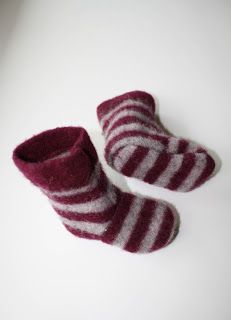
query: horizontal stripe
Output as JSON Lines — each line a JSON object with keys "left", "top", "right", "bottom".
{"left": 54, "top": 206, "right": 115, "bottom": 222}
{"left": 106, "top": 122, "right": 161, "bottom": 145}
{"left": 49, "top": 185, "right": 108, "bottom": 204}
{"left": 50, "top": 184, "right": 117, "bottom": 214}
{"left": 106, "top": 130, "right": 168, "bottom": 151}
{"left": 103, "top": 106, "right": 155, "bottom": 134}
{"left": 107, "top": 135, "right": 165, "bottom": 160}
{"left": 61, "top": 217, "right": 110, "bottom": 236}
{"left": 104, "top": 110, "right": 156, "bottom": 137}
{"left": 105, "top": 117, "right": 163, "bottom": 144}
{"left": 100, "top": 99, "right": 152, "bottom": 128}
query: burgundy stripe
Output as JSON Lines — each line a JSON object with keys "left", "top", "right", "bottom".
{"left": 102, "top": 193, "right": 133, "bottom": 244}
{"left": 144, "top": 153, "right": 172, "bottom": 184}
{"left": 124, "top": 200, "right": 156, "bottom": 252}
{"left": 105, "top": 131, "right": 168, "bottom": 158}
{"left": 54, "top": 206, "right": 116, "bottom": 223}
{"left": 102, "top": 105, "right": 154, "bottom": 132}
{"left": 105, "top": 116, "right": 159, "bottom": 138}
{"left": 50, "top": 171, "right": 114, "bottom": 206}
{"left": 97, "top": 91, "right": 155, "bottom": 120}
{"left": 49, "top": 185, "right": 107, "bottom": 204}
{"left": 121, "top": 146, "right": 149, "bottom": 177}
{"left": 167, "top": 153, "right": 196, "bottom": 190}
{"left": 150, "top": 208, "right": 174, "bottom": 251}
{"left": 177, "top": 139, "right": 189, "bottom": 153}
{"left": 64, "top": 224, "right": 102, "bottom": 240}
{"left": 191, "top": 154, "right": 215, "bottom": 190}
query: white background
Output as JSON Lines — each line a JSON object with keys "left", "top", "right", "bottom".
{"left": 0, "top": 1, "right": 230, "bottom": 319}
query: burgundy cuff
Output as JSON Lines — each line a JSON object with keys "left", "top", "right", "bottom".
{"left": 13, "top": 127, "right": 97, "bottom": 191}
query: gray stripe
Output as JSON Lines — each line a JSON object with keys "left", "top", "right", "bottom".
{"left": 113, "top": 198, "right": 145, "bottom": 248}
{"left": 50, "top": 184, "right": 117, "bottom": 214}
{"left": 100, "top": 99, "right": 151, "bottom": 128}
{"left": 167, "top": 137, "right": 179, "bottom": 153}
{"left": 104, "top": 110, "right": 155, "bottom": 137}
{"left": 113, "top": 145, "right": 137, "bottom": 171}
{"left": 177, "top": 153, "right": 207, "bottom": 191}
{"left": 186, "top": 141, "right": 201, "bottom": 153}
{"left": 106, "top": 122, "right": 160, "bottom": 145}
{"left": 155, "top": 155, "right": 184, "bottom": 187}
{"left": 138, "top": 204, "right": 166, "bottom": 253}
{"left": 109, "top": 136, "right": 164, "bottom": 158}
{"left": 132, "top": 149, "right": 159, "bottom": 179}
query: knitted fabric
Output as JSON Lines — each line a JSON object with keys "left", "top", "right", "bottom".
{"left": 97, "top": 91, "right": 215, "bottom": 192}
{"left": 13, "top": 127, "right": 179, "bottom": 253}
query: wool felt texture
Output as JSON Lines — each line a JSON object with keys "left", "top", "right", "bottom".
{"left": 97, "top": 91, "right": 215, "bottom": 192}
{"left": 13, "top": 127, "right": 179, "bottom": 253}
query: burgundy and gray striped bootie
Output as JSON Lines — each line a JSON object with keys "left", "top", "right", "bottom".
{"left": 97, "top": 91, "right": 215, "bottom": 192}
{"left": 13, "top": 127, "right": 179, "bottom": 253}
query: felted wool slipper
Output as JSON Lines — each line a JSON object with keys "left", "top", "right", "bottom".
{"left": 97, "top": 91, "right": 215, "bottom": 192}
{"left": 13, "top": 127, "right": 179, "bottom": 253}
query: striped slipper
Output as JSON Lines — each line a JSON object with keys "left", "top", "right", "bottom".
{"left": 97, "top": 91, "right": 216, "bottom": 192}
{"left": 13, "top": 127, "right": 179, "bottom": 253}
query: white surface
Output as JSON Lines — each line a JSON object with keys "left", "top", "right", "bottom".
{"left": 0, "top": 1, "right": 230, "bottom": 319}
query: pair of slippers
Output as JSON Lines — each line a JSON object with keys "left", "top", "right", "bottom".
{"left": 13, "top": 91, "right": 216, "bottom": 253}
